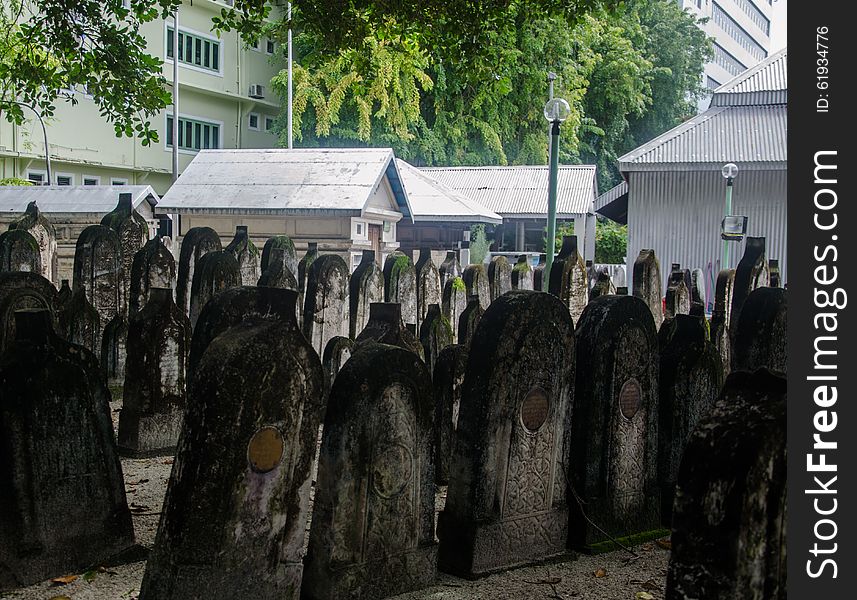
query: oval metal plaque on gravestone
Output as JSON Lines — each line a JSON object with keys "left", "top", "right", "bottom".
{"left": 521, "top": 387, "right": 550, "bottom": 432}
{"left": 618, "top": 378, "right": 642, "bottom": 420}
{"left": 247, "top": 426, "right": 285, "bottom": 473}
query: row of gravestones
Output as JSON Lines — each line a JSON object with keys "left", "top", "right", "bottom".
{"left": 0, "top": 269, "right": 786, "bottom": 598}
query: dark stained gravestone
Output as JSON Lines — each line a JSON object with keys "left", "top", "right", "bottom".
{"left": 438, "top": 291, "right": 575, "bottom": 577}
{"left": 419, "top": 303, "right": 453, "bottom": 375}
{"left": 438, "top": 250, "right": 461, "bottom": 288}
{"left": 349, "top": 250, "right": 384, "bottom": 338}
{"left": 511, "top": 254, "right": 533, "bottom": 290}
{"left": 586, "top": 260, "right": 597, "bottom": 290}
{"left": 488, "top": 255, "right": 512, "bottom": 302}
{"left": 657, "top": 315, "right": 724, "bottom": 525}
{"left": 548, "top": 235, "right": 588, "bottom": 325}
{"left": 433, "top": 344, "right": 468, "bottom": 485}
{"left": 462, "top": 263, "right": 490, "bottom": 311}
{"left": 589, "top": 269, "right": 616, "bottom": 301}
{"left": 297, "top": 242, "right": 320, "bottom": 310}
{"left": 322, "top": 335, "right": 355, "bottom": 394}
{"left": 0, "top": 271, "right": 58, "bottom": 355}
{"left": 188, "top": 250, "right": 241, "bottom": 330}
{"left": 100, "top": 193, "right": 150, "bottom": 318}
{"left": 118, "top": 288, "right": 191, "bottom": 457}
{"left": 258, "top": 246, "right": 299, "bottom": 291}
{"left": 532, "top": 253, "right": 547, "bottom": 291}
{"left": 101, "top": 313, "right": 129, "bottom": 399}
{"left": 665, "top": 268, "right": 691, "bottom": 319}
{"left": 176, "top": 226, "right": 221, "bottom": 316}
{"left": 355, "top": 302, "right": 424, "bottom": 359}
{"left": 710, "top": 269, "right": 736, "bottom": 374}
{"left": 457, "top": 295, "right": 484, "bottom": 348}
{"left": 690, "top": 268, "right": 706, "bottom": 307}
{"left": 303, "top": 254, "right": 349, "bottom": 356}
{"left": 665, "top": 369, "right": 786, "bottom": 600}
{"left": 768, "top": 259, "right": 781, "bottom": 288}
{"left": 129, "top": 237, "right": 176, "bottom": 315}
{"left": 261, "top": 234, "right": 298, "bottom": 279}
{"left": 732, "top": 287, "right": 787, "bottom": 374}
{"left": 225, "top": 225, "right": 261, "bottom": 285}
{"left": 570, "top": 295, "right": 662, "bottom": 552}
{"left": 442, "top": 275, "right": 467, "bottom": 344}
{"left": 384, "top": 251, "right": 419, "bottom": 328}
{"left": 58, "top": 283, "right": 100, "bottom": 354}
{"left": 140, "top": 289, "right": 323, "bottom": 599}
{"left": 73, "top": 224, "right": 120, "bottom": 336}
{"left": 57, "top": 279, "right": 72, "bottom": 308}
{"left": 729, "top": 236, "right": 769, "bottom": 342}
{"left": 633, "top": 249, "right": 663, "bottom": 329}
{"left": 303, "top": 343, "right": 436, "bottom": 599}
{"left": 0, "top": 309, "right": 134, "bottom": 590}
{"left": 415, "top": 247, "right": 442, "bottom": 326}
{"left": 8, "top": 201, "right": 58, "bottom": 286}
{"left": 0, "top": 229, "right": 41, "bottom": 274}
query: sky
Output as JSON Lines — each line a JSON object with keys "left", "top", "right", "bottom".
{"left": 770, "top": 0, "right": 787, "bottom": 51}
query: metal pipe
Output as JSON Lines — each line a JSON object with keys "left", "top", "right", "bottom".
{"left": 544, "top": 120, "right": 560, "bottom": 291}
{"left": 723, "top": 177, "right": 734, "bottom": 269}
{"left": 287, "top": 2, "right": 293, "bottom": 148}
{"left": 172, "top": 9, "right": 179, "bottom": 183}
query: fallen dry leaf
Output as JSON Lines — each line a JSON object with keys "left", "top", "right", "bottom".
{"left": 641, "top": 543, "right": 654, "bottom": 551}
{"left": 594, "top": 568, "right": 607, "bottom": 578}
{"left": 162, "top": 458, "right": 174, "bottom": 465}
{"left": 636, "top": 593, "right": 655, "bottom": 600}
{"left": 656, "top": 538, "right": 672, "bottom": 550}
{"left": 50, "top": 575, "right": 78, "bottom": 585}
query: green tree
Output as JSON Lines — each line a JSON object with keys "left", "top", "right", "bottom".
{"left": 594, "top": 218, "right": 627, "bottom": 263}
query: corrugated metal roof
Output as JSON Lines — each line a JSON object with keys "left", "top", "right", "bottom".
{"left": 595, "top": 181, "right": 628, "bottom": 224}
{"left": 711, "top": 48, "right": 787, "bottom": 107}
{"left": 158, "top": 148, "right": 412, "bottom": 218}
{"left": 396, "top": 160, "right": 501, "bottom": 224}
{"left": 618, "top": 105, "right": 786, "bottom": 171}
{"left": 420, "top": 165, "right": 597, "bottom": 218}
{"left": 0, "top": 185, "right": 158, "bottom": 215}
{"left": 595, "top": 181, "right": 627, "bottom": 211}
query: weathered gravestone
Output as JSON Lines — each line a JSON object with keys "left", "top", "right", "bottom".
{"left": 548, "top": 236, "right": 588, "bottom": 324}
{"left": 58, "top": 284, "right": 100, "bottom": 354}
{"left": 710, "top": 269, "right": 735, "bottom": 374}
{"left": 589, "top": 269, "right": 616, "bottom": 301}
{"left": 73, "top": 224, "right": 120, "bottom": 336}
{"left": 633, "top": 249, "right": 664, "bottom": 329}
{"left": 442, "top": 276, "right": 467, "bottom": 344}
{"left": 415, "top": 247, "right": 442, "bottom": 326}
{"left": 355, "top": 302, "right": 424, "bottom": 359}
{"left": 140, "top": 288, "right": 324, "bottom": 599}
{"left": 258, "top": 246, "right": 298, "bottom": 291}
{"left": 129, "top": 237, "right": 176, "bottom": 315}
{"left": 101, "top": 314, "right": 129, "bottom": 399}
{"left": 732, "top": 287, "right": 787, "bottom": 374}
{"left": 438, "top": 291, "right": 575, "bottom": 577}
{"left": 118, "top": 288, "right": 191, "bottom": 457}
{"left": 8, "top": 201, "right": 58, "bottom": 285}
{"left": 188, "top": 250, "right": 241, "bottom": 330}
{"left": 349, "top": 250, "right": 384, "bottom": 338}
{"left": 462, "top": 264, "right": 490, "bottom": 311}
{"left": 511, "top": 254, "right": 533, "bottom": 290}
{"left": 57, "top": 279, "right": 72, "bottom": 307}
{"left": 438, "top": 250, "right": 461, "bottom": 288}
{"left": 298, "top": 242, "right": 320, "bottom": 296}
{"left": 729, "top": 236, "right": 769, "bottom": 342}
{"left": 100, "top": 193, "right": 150, "bottom": 317}
{"left": 768, "top": 259, "right": 781, "bottom": 288}
{"left": 303, "top": 254, "right": 349, "bottom": 356}
{"left": 690, "top": 268, "right": 706, "bottom": 307}
{"left": 457, "top": 295, "right": 484, "bottom": 348}
{"left": 665, "top": 268, "right": 691, "bottom": 320}
{"left": 586, "top": 260, "right": 597, "bottom": 290}
{"left": 225, "top": 225, "right": 261, "bottom": 285}
{"left": 419, "top": 303, "right": 453, "bottom": 375}
{"left": 570, "top": 295, "right": 662, "bottom": 551}
{"left": 0, "top": 229, "right": 41, "bottom": 274}
{"left": 0, "top": 309, "right": 134, "bottom": 590}
{"left": 176, "top": 226, "right": 222, "bottom": 316}
{"left": 657, "top": 315, "right": 724, "bottom": 525}
{"left": 666, "top": 369, "right": 786, "bottom": 600}
{"left": 532, "top": 254, "right": 547, "bottom": 291}
{"left": 488, "top": 255, "right": 512, "bottom": 301}
{"left": 303, "top": 343, "right": 436, "bottom": 599}
{"left": 384, "top": 251, "right": 418, "bottom": 328}
{"left": 0, "top": 271, "right": 58, "bottom": 354}
{"left": 322, "top": 336, "right": 355, "bottom": 393}
{"left": 433, "top": 344, "right": 468, "bottom": 485}
{"left": 261, "top": 235, "right": 298, "bottom": 280}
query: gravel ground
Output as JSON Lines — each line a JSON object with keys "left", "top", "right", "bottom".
{"left": 2, "top": 405, "right": 670, "bottom": 600}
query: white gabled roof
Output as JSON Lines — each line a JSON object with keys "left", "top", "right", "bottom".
{"left": 0, "top": 185, "right": 158, "bottom": 215}
{"left": 396, "top": 160, "right": 501, "bottom": 224}
{"left": 158, "top": 148, "right": 412, "bottom": 218}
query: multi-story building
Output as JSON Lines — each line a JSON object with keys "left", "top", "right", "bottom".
{"left": 0, "top": 0, "right": 284, "bottom": 195}
{"left": 679, "top": 0, "right": 774, "bottom": 106}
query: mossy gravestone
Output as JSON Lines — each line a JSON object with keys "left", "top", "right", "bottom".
{"left": 176, "top": 226, "right": 222, "bottom": 316}
{"left": 666, "top": 369, "right": 786, "bottom": 600}
{"left": 488, "top": 255, "right": 512, "bottom": 302}
{"left": 0, "top": 229, "right": 41, "bottom": 274}
{"left": 438, "top": 291, "right": 575, "bottom": 577}
{"left": 462, "top": 263, "right": 490, "bottom": 311}
{"left": 129, "top": 237, "right": 176, "bottom": 315}
{"left": 457, "top": 295, "right": 484, "bottom": 348}
{"left": 303, "top": 343, "right": 436, "bottom": 599}
{"left": 355, "top": 302, "right": 424, "bottom": 360}
{"left": 438, "top": 250, "right": 461, "bottom": 288}
{"left": 657, "top": 315, "right": 723, "bottom": 525}
{"left": 118, "top": 288, "right": 191, "bottom": 457}
{"left": 570, "top": 295, "right": 661, "bottom": 552}
{"left": 589, "top": 269, "right": 616, "bottom": 301}
{"left": 0, "top": 271, "right": 58, "bottom": 354}
{"left": 188, "top": 250, "right": 241, "bottom": 330}
{"left": 710, "top": 269, "right": 735, "bottom": 374}
{"left": 349, "top": 250, "right": 384, "bottom": 338}
{"left": 57, "top": 279, "right": 72, "bottom": 307}
{"left": 0, "top": 310, "right": 134, "bottom": 590}
{"left": 140, "top": 288, "right": 324, "bottom": 599}
{"left": 322, "top": 336, "right": 354, "bottom": 394}
{"left": 442, "top": 276, "right": 467, "bottom": 344}
{"left": 384, "top": 251, "right": 419, "bottom": 328}
{"left": 532, "top": 254, "right": 547, "bottom": 291}
{"left": 101, "top": 313, "right": 129, "bottom": 399}
{"left": 665, "top": 268, "right": 691, "bottom": 319}
{"left": 732, "top": 287, "right": 787, "bottom": 374}
{"left": 261, "top": 235, "right": 298, "bottom": 280}
{"left": 549, "top": 236, "right": 588, "bottom": 325}
{"left": 225, "top": 225, "right": 261, "bottom": 285}
{"left": 633, "top": 249, "right": 663, "bottom": 329}
{"left": 297, "top": 243, "right": 320, "bottom": 328}
{"left": 74, "top": 224, "right": 120, "bottom": 337}
{"left": 433, "top": 344, "right": 468, "bottom": 485}
{"left": 690, "top": 268, "right": 706, "bottom": 307}
{"left": 768, "top": 259, "right": 781, "bottom": 288}
{"left": 511, "top": 254, "right": 533, "bottom": 290}
{"left": 58, "top": 284, "right": 100, "bottom": 354}
{"left": 416, "top": 247, "right": 442, "bottom": 326}
{"left": 303, "top": 254, "right": 349, "bottom": 356}
{"left": 100, "top": 193, "right": 150, "bottom": 318}
{"left": 8, "top": 201, "right": 58, "bottom": 286}
{"left": 729, "top": 236, "right": 769, "bottom": 342}
{"left": 419, "top": 303, "right": 452, "bottom": 375}
{"left": 258, "top": 246, "right": 298, "bottom": 291}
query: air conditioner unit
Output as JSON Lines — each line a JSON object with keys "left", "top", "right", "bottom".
{"left": 248, "top": 84, "right": 265, "bottom": 99}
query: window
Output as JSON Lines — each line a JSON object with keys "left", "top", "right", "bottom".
{"left": 111, "top": 178, "right": 128, "bottom": 185}
{"left": 712, "top": 2, "right": 767, "bottom": 62}
{"left": 83, "top": 176, "right": 100, "bottom": 185}
{"left": 250, "top": 38, "right": 260, "bottom": 51}
{"left": 706, "top": 76, "right": 721, "bottom": 90}
{"left": 248, "top": 113, "right": 260, "bottom": 131}
{"left": 56, "top": 173, "right": 74, "bottom": 186}
{"left": 265, "top": 116, "right": 275, "bottom": 132}
{"left": 713, "top": 42, "right": 747, "bottom": 76}
{"left": 351, "top": 253, "right": 362, "bottom": 272}
{"left": 356, "top": 222, "right": 364, "bottom": 236}
{"left": 265, "top": 39, "right": 275, "bottom": 54}
{"left": 27, "top": 171, "right": 46, "bottom": 185}
{"left": 166, "top": 115, "right": 221, "bottom": 151}
{"left": 167, "top": 27, "right": 221, "bottom": 73}
{"left": 733, "top": 0, "right": 771, "bottom": 36}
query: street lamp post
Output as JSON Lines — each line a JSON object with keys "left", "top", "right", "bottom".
{"left": 9, "top": 101, "right": 51, "bottom": 184}
{"left": 542, "top": 97, "right": 571, "bottom": 291}
{"left": 721, "top": 162, "right": 739, "bottom": 269}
